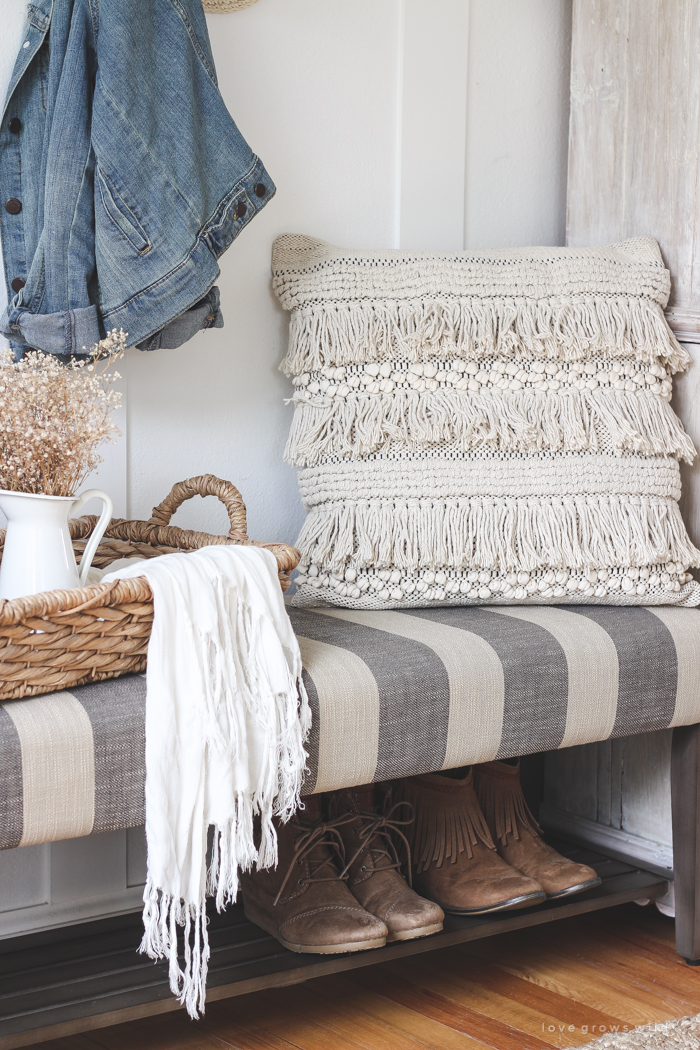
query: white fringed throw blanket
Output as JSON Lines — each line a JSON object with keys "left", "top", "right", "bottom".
{"left": 103, "top": 545, "right": 310, "bottom": 1018}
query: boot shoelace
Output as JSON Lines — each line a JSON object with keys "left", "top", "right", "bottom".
{"left": 273, "top": 813, "right": 356, "bottom": 906}
{"left": 340, "top": 800, "right": 415, "bottom": 888}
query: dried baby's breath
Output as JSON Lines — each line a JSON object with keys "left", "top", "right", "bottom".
{"left": 0, "top": 330, "right": 125, "bottom": 496}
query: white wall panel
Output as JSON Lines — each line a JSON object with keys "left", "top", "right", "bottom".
{"left": 0, "top": 843, "right": 48, "bottom": 914}
{"left": 398, "top": 0, "right": 470, "bottom": 251}
{"left": 465, "top": 0, "right": 572, "bottom": 250}
{"left": 80, "top": 376, "right": 128, "bottom": 520}
{"left": 50, "top": 831, "right": 128, "bottom": 904}
{"left": 126, "top": 825, "right": 148, "bottom": 889}
{"left": 0, "top": 832, "right": 143, "bottom": 939}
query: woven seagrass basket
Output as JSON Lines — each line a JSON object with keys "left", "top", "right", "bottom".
{"left": 0, "top": 474, "right": 299, "bottom": 701}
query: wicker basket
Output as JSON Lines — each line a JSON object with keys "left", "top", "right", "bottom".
{"left": 0, "top": 475, "right": 299, "bottom": 701}
{"left": 203, "top": 0, "right": 260, "bottom": 9}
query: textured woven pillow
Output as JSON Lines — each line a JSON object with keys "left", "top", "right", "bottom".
{"left": 273, "top": 234, "right": 700, "bottom": 608}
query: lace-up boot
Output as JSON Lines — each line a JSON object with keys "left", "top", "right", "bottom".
{"left": 396, "top": 770, "right": 546, "bottom": 914}
{"left": 328, "top": 786, "right": 444, "bottom": 942}
{"left": 239, "top": 795, "right": 388, "bottom": 953}
{"left": 474, "top": 759, "right": 601, "bottom": 898}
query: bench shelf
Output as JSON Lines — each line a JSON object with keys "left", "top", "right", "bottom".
{"left": 0, "top": 840, "right": 668, "bottom": 1050}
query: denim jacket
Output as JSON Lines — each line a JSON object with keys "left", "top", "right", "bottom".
{"left": 0, "top": 0, "right": 275, "bottom": 357}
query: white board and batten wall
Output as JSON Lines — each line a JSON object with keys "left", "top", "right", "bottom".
{"left": 2, "top": 0, "right": 576, "bottom": 936}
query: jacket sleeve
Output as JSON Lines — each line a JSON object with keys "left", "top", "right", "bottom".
{"left": 91, "top": 0, "right": 275, "bottom": 349}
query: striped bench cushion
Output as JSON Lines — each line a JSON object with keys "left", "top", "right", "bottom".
{"left": 1, "top": 604, "right": 699, "bottom": 850}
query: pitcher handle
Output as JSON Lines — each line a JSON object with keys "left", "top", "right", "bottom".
{"left": 70, "top": 489, "right": 114, "bottom": 586}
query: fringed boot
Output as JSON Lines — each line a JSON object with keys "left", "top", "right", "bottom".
{"left": 474, "top": 760, "right": 601, "bottom": 898}
{"left": 395, "top": 770, "right": 546, "bottom": 914}
{"left": 327, "top": 785, "right": 444, "bottom": 942}
{"left": 239, "top": 795, "right": 388, "bottom": 953}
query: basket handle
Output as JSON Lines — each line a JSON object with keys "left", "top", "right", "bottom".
{"left": 147, "top": 475, "right": 248, "bottom": 540}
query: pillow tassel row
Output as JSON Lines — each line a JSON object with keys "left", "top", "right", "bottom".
{"left": 285, "top": 388, "right": 696, "bottom": 466}
{"left": 281, "top": 295, "right": 688, "bottom": 376}
{"left": 296, "top": 495, "right": 700, "bottom": 577}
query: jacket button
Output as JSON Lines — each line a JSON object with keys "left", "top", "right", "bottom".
{"left": 254, "top": 183, "right": 266, "bottom": 198}
{"left": 5, "top": 198, "right": 22, "bottom": 215}
{"left": 205, "top": 312, "right": 216, "bottom": 324}
{"left": 234, "top": 201, "right": 247, "bottom": 220}
{"left": 8, "top": 118, "right": 22, "bottom": 134}
{"left": 10, "top": 277, "right": 25, "bottom": 293}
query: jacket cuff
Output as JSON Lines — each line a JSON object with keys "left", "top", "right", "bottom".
{"left": 203, "top": 156, "right": 275, "bottom": 260}
{"left": 136, "top": 287, "right": 223, "bottom": 351}
{"left": 0, "top": 304, "right": 102, "bottom": 358}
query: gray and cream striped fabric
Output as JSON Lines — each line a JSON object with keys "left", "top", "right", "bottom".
{"left": 1, "top": 605, "right": 699, "bottom": 850}
{"left": 0, "top": 676, "right": 145, "bottom": 850}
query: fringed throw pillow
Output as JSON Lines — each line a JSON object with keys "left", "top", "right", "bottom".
{"left": 273, "top": 234, "right": 700, "bottom": 608}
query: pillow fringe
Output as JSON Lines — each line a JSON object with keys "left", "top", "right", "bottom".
{"left": 297, "top": 495, "right": 700, "bottom": 575}
{"left": 280, "top": 297, "right": 688, "bottom": 376}
{"left": 285, "top": 388, "right": 696, "bottom": 466}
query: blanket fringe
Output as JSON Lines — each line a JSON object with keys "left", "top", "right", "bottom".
{"left": 280, "top": 296, "right": 689, "bottom": 376}
{"left": 140, "top": 882, "right": 210, "bottom": 1020}
{"left": 140, "top": 798, "right": 264, "bottom": 1020}
{"left": 285, "top": 388, "right": 696, "bottom": 466}
{"left": 296, "top": 495, "right": 700, "bottom": 574}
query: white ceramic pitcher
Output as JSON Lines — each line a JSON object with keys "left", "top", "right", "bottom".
{"left": 0, "top": 488, "right": 113, "bottom": 601}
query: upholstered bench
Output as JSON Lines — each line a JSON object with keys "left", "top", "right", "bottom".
{"left": 295, "top": 604, "right": 700, "bottom": 792}
{"left": 3, "top": 603, "right": 698, "bottom": 844}
{"left": 2, "top": 603, "right": 700, "bottom": 1046}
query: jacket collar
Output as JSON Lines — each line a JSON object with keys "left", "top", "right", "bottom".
{"left": 2, "top": 0, "right": 54, "bottom": 122}
{"left": 27, "top": 0, "right": 54, "bottom": 32}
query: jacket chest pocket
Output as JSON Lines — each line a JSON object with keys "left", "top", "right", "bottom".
{"left": 96, "top": 164, "right": 152, "bottom": 256}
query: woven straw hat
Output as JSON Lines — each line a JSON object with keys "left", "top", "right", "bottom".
{"left": 203, "top": 0, "right": 260, "bottom": 10}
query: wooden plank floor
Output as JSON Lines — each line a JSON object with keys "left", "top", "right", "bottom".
{"left": 20, "top": 903, "right": 700, "bottom": 1050}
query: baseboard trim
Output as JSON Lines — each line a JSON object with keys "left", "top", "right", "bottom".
{"left": 539, "top": 804, "right": 673, "bottom": 878}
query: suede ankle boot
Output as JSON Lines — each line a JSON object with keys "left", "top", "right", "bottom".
{"left": 239, "top": 796, "right": 388, "bottom": 953}
{"left": 474, "top": 759, "right": 601, "bottom": 899}
{"left": 395, "top": 770, "right": 546, "bottom": 914}
{"left": 327, "top": 786, "right": 444, "bottom": 942}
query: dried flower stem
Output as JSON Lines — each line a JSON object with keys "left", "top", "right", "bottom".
{"left": 0, "top": 331, "right": 125, "bottom": 496}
